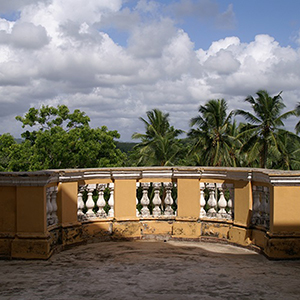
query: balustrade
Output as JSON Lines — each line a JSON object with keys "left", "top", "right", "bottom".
{"left": 46, "top": 186, "right": 58, "bottom": 226}
{"left": 199, "top": 182, "right": 234, "bottom": 220}
{"left": 77, "top": 183, "right": 114, "bottom": 221}
{"left": 252, "top": 185, "right": 270, "bottom": 228}
{"left": 136, "top": 182, "right": 177, "bottom": 217}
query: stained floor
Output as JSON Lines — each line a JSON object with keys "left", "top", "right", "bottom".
{"left": 0, "top": 240, "right": 300, "bottom": 299}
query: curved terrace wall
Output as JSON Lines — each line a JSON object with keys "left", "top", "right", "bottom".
{"left": 0, "top": 167, "right": 300, "bottom": 259}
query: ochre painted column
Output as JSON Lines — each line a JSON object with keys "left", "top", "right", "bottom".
{"left": 177, "top": 178, "right": 200, "bottom": 219}
{"left": 16, "top": 186, "right": 47, "bottom": 234}
{"left": 233, "top": 181, "right": 252, "bottom": 227}
{"left": 114, "top": 179, "right": 137, "bottom": 220}
{"left": 113, "top": 179, "right": 140, "bottom": 238}
{"left": 173, "top": 178, "right": 200, "bottom": 239}
{"left": 12, "top": 186, "right": 50, "bottom": 259}
{"left": 228, "top": 180, "right": 252, "bottom": 246}
{"left": 57, "top": 182, "right": 79, "bottom": 225}
{"left": 271, "top": 185, "right": 300, "bottom": 233}
{"left": 264, "top": 185, "right": 300, "bottom": 259}
{"left": 57, "top": 181, "right": 82, "bottom": 247}
{"left": 0, "top": 186, "right": 16, "bottom": 257}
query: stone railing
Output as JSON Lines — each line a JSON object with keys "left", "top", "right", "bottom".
{"left": 0, "top": 167, "right": 300, "bottom": 259}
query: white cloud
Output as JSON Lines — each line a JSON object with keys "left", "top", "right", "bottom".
{"left": 128, "top": 18, "right": 177, "bottom": 58}
{"left": 204, "top": 49, "right": 240, "bottom": 74}
{"left": 0, "top": 0, "right": 300, "bottom": 141}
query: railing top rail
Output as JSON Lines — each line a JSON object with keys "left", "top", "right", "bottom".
{"left": 0, "top": 171, "right": 59, "bottom": 186}
{"left": 1, "top": 166, "right": 300, "bottom": 186}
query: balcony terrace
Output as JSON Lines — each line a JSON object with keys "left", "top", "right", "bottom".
{"left": 0, "top": 166, "right": 300, "bottom": 260}
{"left": 1, "top": 240, "right": 300, "bottom": 299}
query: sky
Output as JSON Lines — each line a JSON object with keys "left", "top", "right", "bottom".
{"left": 1, "top": 0, "right": 300, "bottom": 141}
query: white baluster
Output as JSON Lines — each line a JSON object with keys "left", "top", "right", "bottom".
{"left": 163, "top": 182, "right": 174, "bottom": 216}
{"left": 174, "top": 183, "right": 178, "bottom": 216}
{"left": 217, "top": 183, "right": 227, "bottom": 219}
{"left": 207, "top": 183, "right": 217, "bottom": 218}
{"left": 108, "top": 183, "right": 114, "bottom": 218}
{"left": 152, "top": 182, "right": 162, "bottom": 216}
{"left": 263, "top": 186, "right": 270, "bottom": 228}
{"left": 50, "top": 186, "right": 58, "bottom": 225}
{"left": 136, "top": 182, "right": 140, "bottom": 217}
{"left": 226, "top": 183, "right": 234, "bottom": 220}
{"left": 252, "top": 186, "right": 261, "bottom": 225}
{"left": 46, "top": 188, "right": 53, "bottom": 226}
{"left": 86, "top": 184, "right": 96, "bottom": 218}
{"left": 96, "top": 184, "right": 107, "bottom": 218}
{"left": 199, "top": 182, "right": 206, "bottom": 218}
{"left": 77, "top": 185, "right": 86, "bottom": 221}
{"left": 140, "top": 182, "right": 150, "bottom": 217}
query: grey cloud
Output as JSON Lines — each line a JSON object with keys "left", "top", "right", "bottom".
{"left": 98, "top": 7, "right": 140, "bottom": 32}
{"left": 11, "top": 22, "right": 50, "bottom": 49}
{"left": 127, "top": 18, "right": 177, "bottom": 58}
{"left": 168, "top": 0, "right": 236, "bottom": 31}
{"left": 0, "top": 31, "right": 9, "bottom": 44}
{"left": 0, "top": 0, "right": 49, "bottom": 14}
{"left": 169, "top": 0, "right": 218, "bottom": 20}
{"left": 215, "top": 4, "right": 236, "bottom": 30}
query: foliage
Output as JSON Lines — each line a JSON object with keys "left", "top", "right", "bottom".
{"left": 235, "top": 90, "right": 296, "bottom": 168}
{"left": 1, "top": 91, "right": 300, "bottom": 171}
{"left": 188, "top": 99, "right": 239, "bottom": 166}
{"left": 0, "top": 134, "right": 17, "bottom": 171}
{"left": 131, "top": 109, "right": 184, "bottom": 166}
{"left": 4, "top": 105, "right": 125, "bottom": 171}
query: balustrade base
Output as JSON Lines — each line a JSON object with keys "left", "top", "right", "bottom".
{"left": 3, "top": 219, "right": 300, "bottom": 259}
{"left": 0, "top": 237, "right": 14, "bottom": 258}
{"left": 11, "top": 236, "right": 52, "bottom": 259}
{"left": 173, "top": 221, "right": 201, "bottom": 239}
{"left": 264, "top": 234, "right": 300, "bottom": 259}
{"left": 112, "top": 221, "right": 141, "bottom": 239}
{"left": 140, "top": 220, "right": 173, "bottom": 236}
{"left": 228, "top": 227, "right": 252, "bottom": 247}
{"left": 201, "top": 222, "right": 232, "bottom": 240}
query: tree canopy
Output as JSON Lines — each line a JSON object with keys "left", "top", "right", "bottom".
{"left": 235, "top": 90, "right": 297, "bottom": 168}
{"left": 1, "top": 91, "right": 300, "bottom": 171}
{"left": 188, "top": 99, "right": 238, "bottom": 166}
{"left": 1, "top": 105, "right": 125, "bottom": 171}
{"left": 132, "top": 109, "right": 184, "bottom": 166}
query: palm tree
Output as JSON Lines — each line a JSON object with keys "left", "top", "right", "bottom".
{"left": 295, "top": 103, "right": 300, "bottom": 134}
{"left": 235, "top": 90, "right": 296, "bottom": 168}
{"left": 188, "top": 99, "right": 238, "bottom": 167}
{"left": 132, "top": 109, "right": 183, "bottom": 166}
{"left": 272, "top": 129, "right": 300, "bottom": 170}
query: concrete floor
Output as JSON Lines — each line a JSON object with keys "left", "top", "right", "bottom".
{"left": 0, "top": 240, "right": 300, "bottom": 300}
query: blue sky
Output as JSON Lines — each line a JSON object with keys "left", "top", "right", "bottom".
{"left": 0, "top": 0, "right": 300, "bottom": 141}
{"left": 104, "top": 0, "right": 300, "bottom": 49}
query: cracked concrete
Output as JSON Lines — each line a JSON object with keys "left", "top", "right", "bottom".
{"left": 0, "top": 240, "right": 300, "bottom": 299}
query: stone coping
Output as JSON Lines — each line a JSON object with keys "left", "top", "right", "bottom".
{"left": 1, "top": 166, "right": 300, "bottom": 186}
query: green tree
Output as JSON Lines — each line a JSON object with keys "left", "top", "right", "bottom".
{"left": 235, "top": 90, "right": 296, "bottom": 168}
{"left": 10, "top": 105, "right": 126, "bottom": 171}
{"left": 188, "top": 99, "right": 238, "bottom": 166}
{"left": 295, "top": 102, "right": 300, "bottom": 134}
{"left": 269, "top": 129, "right": 300, "bottom": 170}
{"left": 0, "top": 134, "right": 17, "bottom": 171}
{"left": 131, "top": 109, "right": 184, "bottom": 166}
